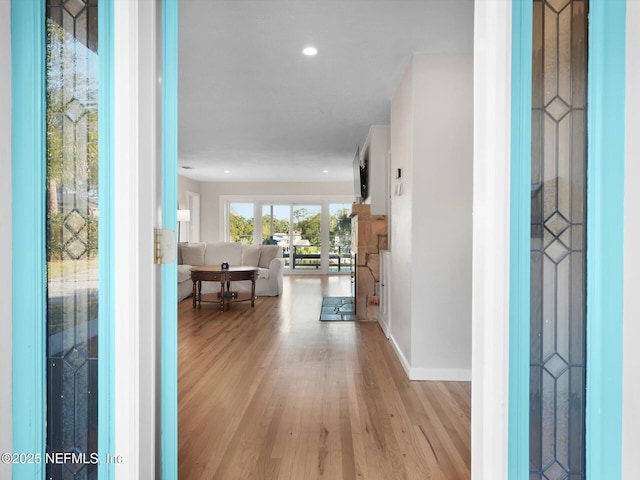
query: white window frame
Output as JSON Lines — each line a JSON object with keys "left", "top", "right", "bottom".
{"left": 221, "top": 195, "right": 352, "bottom": 274}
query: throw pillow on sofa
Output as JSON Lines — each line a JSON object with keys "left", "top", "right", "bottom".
{"left": 258, "top": 245, "right": 280, "bottom": 268}
{"left": 181, "top": 243, "right": 206, "bottom": 266}
{"left": 204, "top": 242, "right": 243, "bottom": 265}
{"left": 242, "top": 244, "right": 261, "bottom": 267}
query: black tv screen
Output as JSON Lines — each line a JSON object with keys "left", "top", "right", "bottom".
{"left": 353, "top": 145, "right": 369, "bottom": 200}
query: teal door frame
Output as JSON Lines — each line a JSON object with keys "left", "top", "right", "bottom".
{"left": 161, "top": 0, "right": 179, "bottom": 478}
{"left": 11, "top": 0, "right": 115, "bottom": 478}
{"left": 11, "top": 1, "right": 47, "bottom": 477}
{"left": 508, "top": 0, "right": 532, "bottom": 477}
{"left": 584, "top": 1, "right": 626, "bottom": 477}
{"left": 508, "top": 0, "right": 626, "bottom": 478}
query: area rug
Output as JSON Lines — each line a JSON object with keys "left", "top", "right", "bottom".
{"left": 319, "top": 296, "right": 356, "bottom": 321}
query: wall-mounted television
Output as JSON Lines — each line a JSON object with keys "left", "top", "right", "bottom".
{"left": 353, "top": 145, "right": 369, "bottom": 201}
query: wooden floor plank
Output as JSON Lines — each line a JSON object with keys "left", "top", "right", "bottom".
{"left": 179, "top": 275, "right": 471, "bottom": 479}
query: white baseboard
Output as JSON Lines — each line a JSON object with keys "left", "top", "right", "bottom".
{"left": 408, "top": 368, "right": 472, "bottom": 382}
{"left": 388, "top": 334, "right": 472, "bottom": 382}
{"left": 389, "top": 333, "right": 412, "bottom": 378}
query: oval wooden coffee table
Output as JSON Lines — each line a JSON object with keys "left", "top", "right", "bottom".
{"left": 190, "top": 265, "right": 258, "bottom": 312}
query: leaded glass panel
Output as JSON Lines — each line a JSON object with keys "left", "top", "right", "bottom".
{"left": 530, "top": 1, "right": 587, "bottom": 478}
{"left": 46, "top": 0, "right": 99, "bottom": 478}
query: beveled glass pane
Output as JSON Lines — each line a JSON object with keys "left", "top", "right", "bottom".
{"left": 542, "top": 256, "right": 557, "bottom": 360}
{"left": 541, "top": 370, "right": 556, "bottom": 465}
{"left": 530, "top": 1, "right": 587, "bottom": 478}
{"left": 46, "top": 0, "right": 99, "bottom": 477}
{"left": 532, "top": 2, "right": 544, "bottom": 109}
{"left": 530, "top": 365, "right": 542, "bottom": 471}
{"left": 543, "top": 4, "right": 559, "bottom": 105}
{"left": 572, "top": 2, "right": 586, "bottom": 108}
{"left": 530, "top": 252, "right": 544, "bottom": 364}
{"left": 556, "top": 257, "right": 570, "bottom": 360}
{"left": 543, "top": 114, "right": 557, "bottom": 217}
{"left": 555, "top": 369, "right": 570, "bottom": 466}
{"left": 548, "top": 0, "right": 571, "bottom": 11}
{"left": 569, "top": 367, "right": 585, "bottom": 470}
{"left": 557, "top": 115, "right": 571, "bottom": 217}
{"left": 532, "top": 110, "right": 544, "bottom": 185}
{"left": 571, "top": 110, "right": 586, "bottom": 222}
{"left": 569, "top": 252, "right": 585, "bottom": 364}
{"left": 558, "top": 6, "right": 572, "bottom": 104}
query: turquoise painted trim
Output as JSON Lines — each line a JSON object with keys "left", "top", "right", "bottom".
{"left": 98, "top": 0, "right": 115, "bottom": 478}
{"left": 586, "top": 0, "right": 626, "bottom": 478}
{"left": 162, "top": 0, "right": 179, "bottom": 478}
{"left": 508, "top": 1, "right": 532, "bottom": 478}
{"left": 11, "top": 1, "right": 47, "bottom": 478}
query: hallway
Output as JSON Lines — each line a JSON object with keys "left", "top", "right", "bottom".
{"left": 178, "top": 275, "right": 470, "bottom": 479}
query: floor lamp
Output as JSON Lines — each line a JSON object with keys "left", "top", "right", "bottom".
{"left": 177, "top": 209, "right": 191, "bottom": 242}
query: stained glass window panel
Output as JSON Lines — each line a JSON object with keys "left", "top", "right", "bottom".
{"left": 530, "top": 1, "right": 587, "bottom": 478}
{"left": 46, "top": 0, "right": 99, "bottom": 478}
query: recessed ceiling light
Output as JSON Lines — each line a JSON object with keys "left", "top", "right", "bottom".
{"left": 322, "top": 170, "right": 329, "bottom": 173}
{"left": 224, "top": 170, "right": 230, "bottom": 174}
{"left": 302, "top": 46, "right": 318, "bottom": 56}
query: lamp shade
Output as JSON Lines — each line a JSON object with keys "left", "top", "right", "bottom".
{"left": 177, "top": 209, "right": 191, "bottom": 222}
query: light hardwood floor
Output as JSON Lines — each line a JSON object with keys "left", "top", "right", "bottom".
{"left": 179, "top": 275, "right": 471, "bottom": 480}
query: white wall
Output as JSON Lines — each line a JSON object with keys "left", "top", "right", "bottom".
{"left": 623, "top": 1, "right": 640, "bottom": 476}
{"left": 178, "top": 174, "right": 201, "bottom": 209}
{"left": 363, "top": 125, "right": 390, "bottom": 215}
{"left": 178, "top": 175, "right": 201, "bottom": 242}
{"left": 389, "top": 60, "right": 414, "bottom": 367}
{"left": 389, "top": 54, "right": 473, "bottom": 381}
{"left": 410, "top": 54, "right": 473, "bottom": 378}
{"left": 199, "top": 181, "right": 352, "bottom": 241}
{"left": 0, "top": 0, "right": 12, "bottom": 476}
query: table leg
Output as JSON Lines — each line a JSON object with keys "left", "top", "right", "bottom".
{"left": 192, "top": 281, "right": 196, "bottom": 309}
{"left": 251, "top": 277, "right": 256, "bottom": 307}
{"left": 220, "top": 280, "right": 225, "bottom": 312}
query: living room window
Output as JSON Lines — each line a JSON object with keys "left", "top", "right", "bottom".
{"left": 261, "top": 204, "right": 291, "bottom": 267}
{"left": 228, "top": 202, "right": 254, "bottom": 244}
{"left": 224, "top": 197, "right": 352, "bottom": 274}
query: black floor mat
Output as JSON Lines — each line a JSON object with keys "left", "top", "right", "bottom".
{"left": 319, "top": 296, "right": 356, "bottom": 321}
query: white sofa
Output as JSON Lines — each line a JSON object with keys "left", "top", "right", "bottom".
{"left": 177, "top": 242, "right": 284, "bottom": 302}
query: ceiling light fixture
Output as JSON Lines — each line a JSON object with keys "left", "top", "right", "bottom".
{"left": 302, "top": 46, "right": 318, "bottom": 56}
{"left": 323, "top": 170, "right": 329, "bottom": 173}
{"left": 224, "top": 170, "right": 230, "bottom": 174}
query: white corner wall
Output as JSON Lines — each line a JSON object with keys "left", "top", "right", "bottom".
{"left": 389, "top": 54, "right": 473, "bottom": 381}
{"left": 410, "top": 54, "right": 473, "bottom": 379}
{"left": 389, "top": 59, "right": 414, "bottom": 368}
{"left": 363, "top": 125, "right": 390, "bottom": 215}
{"left": 178, "top": 174, "right": 201, "bottom": 209}
{"left": 0, "top": 0, "right": 12, "bottom": 476}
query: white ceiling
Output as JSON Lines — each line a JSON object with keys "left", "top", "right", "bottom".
{"left": 178, "top": 0, "right": 473, "bottom": 183}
